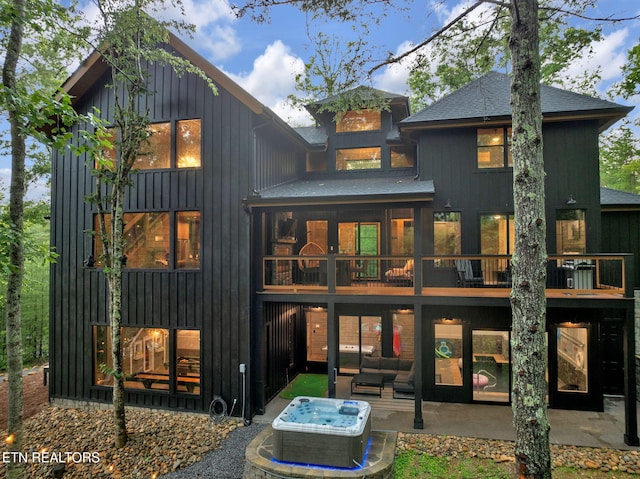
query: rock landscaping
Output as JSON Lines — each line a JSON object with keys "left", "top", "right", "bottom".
{"left": 0, "top": 406, "right": 242, "bottom": 479}
{"left": 397, "top": 432, "right": 640, "bottom": 474}
{"left": 2, "top": 404, "right": 640, "bottom": 478}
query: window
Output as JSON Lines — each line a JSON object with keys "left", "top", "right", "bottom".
{"left": 557, "top": 326, "right": 588, "bottom": 393}
{"left": 480, "top": 214, "right": 514, "bottom": 255}
{"left": 98, "top": 119, "right": 201, "bottom": 171}
{"left": 93, "top": 211, "right": 200, "bottom": 269}
{"left": 435, "top": 323, "right": 463, "bottom": 386}
{"left": 94, "top": 326, "right": 200, "bottom": 395}
{"left": 336, "top": 147, "right": 381, "bottom": 170}
{"left": 434, "top": 212, "right": 461, "bottom": 255}
{"left": 556, "top": 209, "right": 586, "bottom": 254}
{"left": 336, "top": 109, "right": 381, "bottom": 133}
{"left": 176, "top": 212, "right": 201, "bottom": 269}
{"left": 477, "top": 127, "right": 512, "bottom": 168}
{"left": 136, "top": 122, "right": 171, "bottom": 169}
{"left": 390, "top": 209, "right": 414, "bottom": 255}
{"left": 176, "top": 119, "right": 202, "bottom": 168}
{"left": 391, "top": 145, "right": 415, "bottom": 168}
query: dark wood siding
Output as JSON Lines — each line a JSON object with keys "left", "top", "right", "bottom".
{"left": 50, "top": 56, "right": 264, "bottom": 412}
{"left": 418, "top": 121, "right": 602, "bottom": 254}
{"left": 602, "top": 209, "right": 640, "bottom": 288}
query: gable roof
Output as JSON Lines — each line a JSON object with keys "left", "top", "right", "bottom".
{"left": 402, "top": 71, "right": 632, "bottom": 132}
{"left": 601, "top": 187, "right": 640, "bottom": 209}
{"left": 305, "top": 86, "right": 411, "bottom": 125}
{"left": 60, "top": 32, "right": 309, "bottom": 149}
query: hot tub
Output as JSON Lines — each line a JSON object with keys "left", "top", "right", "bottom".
{"left": 271, "top": 396, "right": 372, "bottom": 468}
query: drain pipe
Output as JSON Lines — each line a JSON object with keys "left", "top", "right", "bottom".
{"left": 240, "top": 363, "right": 251, "bottom": 425}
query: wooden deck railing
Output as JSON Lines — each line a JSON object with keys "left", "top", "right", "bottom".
{"left": 261, "top": 254, "right": 629, "bottom": 297}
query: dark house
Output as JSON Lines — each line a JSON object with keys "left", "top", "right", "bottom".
{"left": 50, "top": 38, "right": 638, "bottom": 444}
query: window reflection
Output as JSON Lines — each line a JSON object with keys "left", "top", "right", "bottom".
{"left": 177, "top": 212, "right": 200, "bottom": 269}
{"left": 176, "top": 119, "right": 201, "bottom": 168}
{"left": 434, "top": 212, "right": 461, "bottom": 255}
{"left": 93, "top": 326, "right": 201, "bottom": 395}
{"left": 136, "top": 122, "right": 171, "bottom": 169}
{"left": 336, "top": 147, "right": 381, "bottom": 170}
{"left": 435, "top": 323, "right": 463, "bottom": 386}
{"left": 336, "top": 109, "right": 381, "bottom": 133}
{"left": 557, "top": 327, "right": 588, "bottom": 393}
{"left": 556, "top": 209, "right": 586, "bottom": 254}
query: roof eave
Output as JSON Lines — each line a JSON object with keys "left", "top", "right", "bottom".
{"left": 244, "top": 192, "right": 434, "bottom": 208}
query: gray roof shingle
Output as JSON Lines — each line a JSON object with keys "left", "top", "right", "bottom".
{"left": 402, "top": 72, "right": 632, "bottom": 131}
{"left": 600, "top": 187, "right": 640, "bottom": 206}
{"left": 246, "top": 176, "right": 434, "bottom": 206}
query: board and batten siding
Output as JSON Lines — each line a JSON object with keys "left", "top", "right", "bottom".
{"left": 50, "top": 57, "right": 260, "bottom": 412}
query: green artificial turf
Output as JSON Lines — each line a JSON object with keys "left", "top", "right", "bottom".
{"left": 279, "top": 373, "right": 328, "bottom": 400}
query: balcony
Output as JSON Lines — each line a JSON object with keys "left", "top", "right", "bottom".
{"left": 261, "top": 254, "right": 630, "bottom": 298}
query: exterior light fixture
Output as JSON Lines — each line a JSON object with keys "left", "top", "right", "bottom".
{"left": 567, "top": 195, "right": 577, "bottom": 205}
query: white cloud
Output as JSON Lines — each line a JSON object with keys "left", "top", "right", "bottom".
{"left": 224, "top": 41, "right": 311, "bottom": 124}
{"left": 373, "top": 41, "right": 417, "bottom": 95}
{"left": 560, "top": 28, "right": 629, "bottom": 84}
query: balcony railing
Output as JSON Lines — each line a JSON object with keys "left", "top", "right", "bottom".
{"left": 261, "top": 254, "right": 629, "bottom": 297}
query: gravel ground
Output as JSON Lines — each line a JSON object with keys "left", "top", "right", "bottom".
{"left": 159, "top": 423, "right": 266, "bottom": 479}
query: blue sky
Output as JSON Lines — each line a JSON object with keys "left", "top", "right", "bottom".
{"left": 1, "top": 0, "right": 640, "bottom": 199}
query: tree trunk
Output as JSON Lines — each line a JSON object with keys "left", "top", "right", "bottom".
{"left": 2, "top": 0, "right": 27, "bottom": 477}
{"left": 107, "top": 184, "right": 128, "bottom": 448}
{"left": 508, "top": 1, "right": 551, "bottom": 478}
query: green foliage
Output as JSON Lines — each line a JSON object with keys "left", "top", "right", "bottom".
{"left": 394, "top": 451, "right": 512, "bottom": 479}
{"left": 600, "top": 120, "right": 640, "bottom": 194}
{"left": 617, "top": 41, "right": 640, "bottom": 99}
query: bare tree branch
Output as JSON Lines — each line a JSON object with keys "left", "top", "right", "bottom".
{"left": 368, "top": 0, "right": 487, "bottom": 75}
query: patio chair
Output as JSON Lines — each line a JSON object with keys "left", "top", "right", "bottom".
{"left": 298, "top": 242, "right": 326, "bottom": 284}
{"left": 455, "top": 259, "right": 484, "bottom": 287}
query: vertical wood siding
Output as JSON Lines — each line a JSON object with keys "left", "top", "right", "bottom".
{"left": 49, "top": 55, "right": 276, "bottom": 412}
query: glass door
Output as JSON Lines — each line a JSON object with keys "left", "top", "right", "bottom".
{"left": 338, "top": 315, "right": 381, "bottom": 374}
{"left": 338, "top": 222, "right": 380, "bottom": 281}
{"left": 472, "top": 330, "right": 510, "bottom": 403}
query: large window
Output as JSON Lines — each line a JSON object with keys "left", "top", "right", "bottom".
{"left": 434, "top": 212, "right": 461, "bottom": 255}
{"left": 435, "top": 323, "right": 463, "bottom": 386}
{"left": 93, "top": 211, "right": 200, "bottom": 269}
{"left": 557, "top": 326, "right": 588, "bottom": 393}
{"left": 480, "top": 214, "right": 514, "bottom": 255}
{"left": 477, "top": 127, "right": 512, "bottom": 168}
{"left": 99, "top": 119, "right": 201, "bottom": 170}
{"left": 391, "top": 209, "right": 414, "bottom": 255}
{"left": 336, "top": 147, "right": 382, "bottom": 170}
{"left": 336, "top": 109, "right": 381, "bottom": 133}
{"left": 556, "top": 209, "right": 586, "bottom": 254}
{"left": 94, "top": 326, "right": 200, "bottom": 395}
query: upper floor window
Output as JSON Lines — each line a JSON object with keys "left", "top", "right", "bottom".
{"left": 434, "top": 212, "right": 461, "bottom": 255}
{"left": 477, "top": 127, "right": 512, "bottom": 169}
{"left": 336, "top": 147, "right": 381, "bottom": 170}
{"left": 93, "top": 211, "right": 200, "bottom": 269}
{"left": 556, "top": 209, "right": 586, "bottom": 254}
{"left": 100, "top": 119, "right": 202, "bottom": 170}
{"left": 336, "top": 109, "right": 381, "bottom": 133}
{"left": 480, "top": 214, "right": 514, "bottom": 254}
{"left": 391, "top": 145, "right": 415, "bottom": 168}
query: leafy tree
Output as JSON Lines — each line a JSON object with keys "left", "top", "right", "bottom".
{"left": 618, "top": 40, "right": 640, "bottom": 99}
{"left": 600, "top": 120, "right": 640, "bottom": 193}
{"left": 79, "top": 0, "right": 216, "bottom": 448}
{"left": 1, "top": 1, "right": 86, "bottom": 475}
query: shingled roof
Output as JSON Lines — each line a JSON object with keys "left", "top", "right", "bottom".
{"left": 401, "top": 71, "right": 632, "bottom": 132}
{"left": 601, "top": 187, "right": 640, "bottom": 208}
{"left": 244, "top": 176, "right": 434, "bottom": 207}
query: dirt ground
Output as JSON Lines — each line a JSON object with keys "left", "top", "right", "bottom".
{"left": 0, "top": 368, "right": 49, "bottom": 431}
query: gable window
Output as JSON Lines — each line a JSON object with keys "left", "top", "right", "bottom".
{"left": 336, "top": 109, "right": 381, "bottom": 133}
{"left": 336, "top": 147, "right": 381, "bottom": 170}
{"left": 556, "top": 209, "right": 586, "bottom": 254}
{"left": 477, "top": 127, "right": 512, "bottom": 168}
{"left": 99, "top": 119, "right": 201, "bottom": 170}
{"left": 434, "top": 212, "right": 461, "bottom": 255}
{"left": 93, "top": 211, "right": 200, "bottom": 269}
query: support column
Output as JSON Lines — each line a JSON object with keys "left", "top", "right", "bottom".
{"left": 625, "top": 306, "right": 639, "bottom": 446}
{"left": 327, "top": 301, "right": 337, "bottom": 398}
{"left": 414, "top": 305, "right": 424, "bottom": 429}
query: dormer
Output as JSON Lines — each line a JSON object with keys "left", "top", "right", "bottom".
{"left": 297, "top": 86, "right": 415, "bottom": 174}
